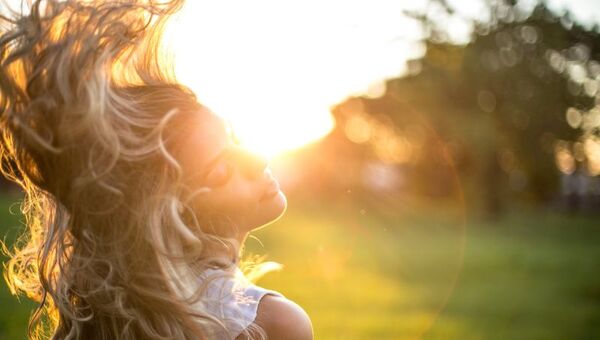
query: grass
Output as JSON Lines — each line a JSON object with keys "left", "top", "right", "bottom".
{"left": 0, "top": 193, "right": 36, "bottom": 340}
{"left": 1, "top": 193, "right": 599, "bottom": 339}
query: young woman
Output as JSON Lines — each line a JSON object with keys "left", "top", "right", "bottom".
{"left": 0, "top": 0, "right": 312, "bottom": 339}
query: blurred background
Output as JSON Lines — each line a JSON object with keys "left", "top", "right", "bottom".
{"left": 2, "top": 0, "right": 600, "bottom": 339}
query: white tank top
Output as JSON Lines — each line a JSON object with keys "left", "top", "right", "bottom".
{"left": 198, "top": 266, "right": 284, "bottom": 339}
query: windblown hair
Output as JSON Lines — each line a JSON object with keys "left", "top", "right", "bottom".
{"left": 0, "top": 1, "right": 268, "bottom": 339}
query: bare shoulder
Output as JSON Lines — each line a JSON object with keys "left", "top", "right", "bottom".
{"left": 252, "top": 294, "right": 313, "bottom": 340}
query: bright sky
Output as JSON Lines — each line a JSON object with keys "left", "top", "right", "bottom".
{"left": 545, "top": 0, "right": 600, "bottom": 28}
{"left": 442, "top": 0, "right": 600, "bottom": 42}
{"left": 447, "top": 0, "right": 600, "bottom": 26}
{"left": 167, "top": 0, "right": 600, "bottom": 158}
{"left": 3, "top": 0, "right": 599, "bottom": 157}
{"left": 165, "top": 0, "right": 426, "bottom": 157}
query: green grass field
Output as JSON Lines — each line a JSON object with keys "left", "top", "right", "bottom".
{"left": 1, "top": 193, "right": 599, "bottom": 339}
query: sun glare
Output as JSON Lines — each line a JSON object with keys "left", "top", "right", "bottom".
{"left": 164, "top": 0, "right": 425, "bottom": 158}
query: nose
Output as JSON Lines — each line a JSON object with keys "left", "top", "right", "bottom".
{"left": 231, "top": 146, "right": 269, "bottom": 180}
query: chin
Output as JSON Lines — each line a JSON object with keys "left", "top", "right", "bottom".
{"left": 252, "top": 191, "right": 287, "bottom": 230}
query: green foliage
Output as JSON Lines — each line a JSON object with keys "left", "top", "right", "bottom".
{"left": 348, "top": 1, "right": 600, "bottom": 217}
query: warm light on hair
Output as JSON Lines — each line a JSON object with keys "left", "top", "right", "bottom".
{"left": 0, "top": 1, "right": 269, "bottom": 339}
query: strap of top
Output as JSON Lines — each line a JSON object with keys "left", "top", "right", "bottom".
{"left": 198, "top": 267, "right": 284, "bottom": 339}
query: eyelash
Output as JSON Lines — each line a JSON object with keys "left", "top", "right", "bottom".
{"left": 204, "top": 135, "right": 241, "bottom": 188}
{"left": 207, "top": 162, "right": 233, "bottom": 187}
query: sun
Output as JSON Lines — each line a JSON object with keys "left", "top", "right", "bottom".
{"left": 222, "top": 107, "right": 335, "bottom": 159}
{"left": 163, "top": 0, "right": 423, "bottom": 158}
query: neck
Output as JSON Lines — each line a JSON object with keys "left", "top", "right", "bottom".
{"left": 203, "top": 231, "right": 248, "bottom": 267}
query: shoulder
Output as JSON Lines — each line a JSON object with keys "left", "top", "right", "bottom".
{"left": 250, "top": 294, "right": 313, "bottom": 340}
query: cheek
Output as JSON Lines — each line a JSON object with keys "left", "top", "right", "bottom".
{"left": 190, "top": 192, "right": 258, "bottom": 235}
{"left": 195, "top": 185, "right": 261, "bottom": 216}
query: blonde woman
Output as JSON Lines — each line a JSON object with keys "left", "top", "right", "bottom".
{"left": 0, "top": 0, "right": 312, "bottom": 339}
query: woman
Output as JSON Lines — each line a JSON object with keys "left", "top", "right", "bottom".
{"left": 0, "top": 0, "right": 312, "bottom": 339}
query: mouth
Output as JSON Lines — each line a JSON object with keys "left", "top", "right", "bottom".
{"left": 259, "top": 178, "right": 280, "bottom": 201}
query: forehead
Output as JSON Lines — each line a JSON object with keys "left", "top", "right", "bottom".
{"left": 176, "top": 109, "right": 231, "bottom": 165}
{"left": 188, "top": 109, "right": 229, "bottom": 141}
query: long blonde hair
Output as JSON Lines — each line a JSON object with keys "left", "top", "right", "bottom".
{"left": 0, "top": 1, "right": 268, "bottom": 338}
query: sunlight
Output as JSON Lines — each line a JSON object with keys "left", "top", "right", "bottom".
{"left": 164, "top": 0, "right": 426, "bottom": 158}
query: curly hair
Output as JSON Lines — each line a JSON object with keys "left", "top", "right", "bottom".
{"left": 0, "top": 1, "right": 269, "bottom": 339}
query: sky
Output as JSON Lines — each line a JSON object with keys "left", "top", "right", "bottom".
{"left": 2, "top": 0, "right": 600, "bottom": 156}
{"left": 545, "top": 0, "right": 600, "bottom": 27}
{"left": 166, "top": 0, "right": 600, "bottom": 156}
{"left": 447, "top": 0, "right": 600, "bottom": 26}
{"left": 166, "top": 0, "right": 426, "bottom": 156}
{"left": 440, "top": 0, "right": 600, "bottom": 43}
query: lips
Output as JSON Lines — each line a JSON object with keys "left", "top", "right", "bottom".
{"left": 259, "top": 179, "right": 280, "bottom": 201}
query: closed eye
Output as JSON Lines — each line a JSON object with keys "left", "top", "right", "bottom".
{"left": 198, "top": 124, "right": 240, "bottom": 188}
{"left": 205, "top": 161, "right": 233, "bottom": 187}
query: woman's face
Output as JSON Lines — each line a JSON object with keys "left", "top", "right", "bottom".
{"left": 174, "top": 109, "right": 287, "bottom": 237}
